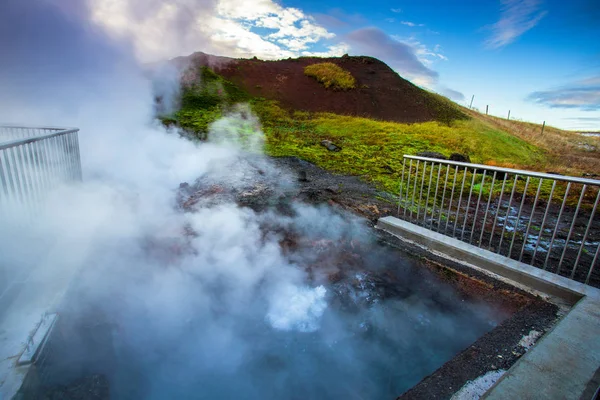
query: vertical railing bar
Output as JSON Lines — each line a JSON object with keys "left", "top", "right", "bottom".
{"left": 8, "top": 147, "right": 25, "bottom": 206}
{"left": 30, "top": 141, "right": 44, "bottom": 202}
{"left": 444, "top": 166, "right": 459, "bottom": 234}
{"left": 17, "top": 145, "right": 34, "bottom": 209}
{"left": 557, "top": 185, "right": 587, "bottom": 275}
{"left": 0, "top": 152, "right": 9, "bottom": 198}
{"left": 73, "top": 131, "right": 83, "bottom": 181}
{"left": 479, "top": 171, "right": 497, "bottom": 246}
{"left": 416, "top": 161, "right": 427, "bottom": 221}
{"left": 431, "top": 164, "right": 442, "bottom": 230}
{"left": 544, "top": 182, "right": 572, "bottom": 271}
{"left": 585, "top": 241, "right": 600, "bottom": 285}
{"left": 404, "top": 159, "right": 413, "bottom": 218}
{"left": 29, "top": 130, "right": 43, "bottom": 193}
{"left": 33, "top": 139, "right": 48, "bottom": 193}
{"left": 71, "top": 132, "right": 79, "bottom": 180}
{"left": 67, "top": 132, "right": 76, "bottom": 180}
{"left": 410, "top": 160, "right": 420, "bottom": 221}
{"left": 59, "top": 134, "right": 69, "bottom": 181}
{"left": 55, "top": 135, "right": 68, "bottom": 182}
{"left": 508, "top": 176, "right": 530, "bottom": 258}
{"left": 0, "top": 152, "right": 10, "bottom": 212}
{"left": 489, "top": 173, "right": 508, "bottom": 250}
{"left": 498, "top": 174, "right": 519, "bottom": 254}
{"left": 453, "top": 167, "right": 468, "bottom": 238}
{"left": 461, "top": 168, "right": 478, "bottom": 241}
{"left": 51, "top": 135, "right": 62, "bottom": 185}
{"left": 24, "top": 142, "right": 40, "bottom": 204}
{"left": 572, "top": 188, "right": 600, "bottom": 280}
{"left": 2, "top": 149, "right": 17, "bottom": 205}
{"left": 16, "top": 145, "right": 31, "bottom": 205}
{"left": 437, "top": 165, "right": 451, "bottom": 232}
{"left": 40, "top": 135, "right": 54, "bottom": 188}
{"left": 470, "top": 171, "right": 487, "bottom": 244}
{"left": 63, "top": 132, "right": 72, "bottom": 180}
{"left": 424, "top": 161, "right": 435, "bottom": 225}
{"left": 520, "top": 178, "right": 544, "bottom": 262}
{"left": 398, "top": 158, "right": 406, "bottom": 216}
{"left": 531, "top": 181, "right": 557, "bottom": 265}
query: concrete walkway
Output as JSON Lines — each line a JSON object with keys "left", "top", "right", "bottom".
{"left": 377, "top": 216, "right": 600, "bottom": 400}
{"left": 484, "top": 296, "right": 600, "bottom": 399}
{"left": 0, "top": 235, "right": 89, "bottom": 399}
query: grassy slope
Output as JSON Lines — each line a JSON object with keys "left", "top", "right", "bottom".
{"left": 167, "top": 66, "right": 598, "bottom": 198}
{"left": 254, "top": 99, "right": 545, "bottom": 194}
{"left": 461, "top": 107, "right": 600, "bottom": 175}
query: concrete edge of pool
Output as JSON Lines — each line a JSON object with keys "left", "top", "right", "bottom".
{"left": 376, "top": 216, "right": 600, "bottom": 400}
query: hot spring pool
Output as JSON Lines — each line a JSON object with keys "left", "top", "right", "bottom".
{"left": 37, "top": 232, "right": 508, "bottom": 400}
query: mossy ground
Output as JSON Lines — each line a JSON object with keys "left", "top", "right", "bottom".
{"left": 252, "top": 99, "right": 547, "bottom": 195}
{"left": 303, "top": 62, "right": 356, "bottom": 90}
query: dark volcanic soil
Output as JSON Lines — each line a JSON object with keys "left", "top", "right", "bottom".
{"left": 169, "top": 52, "right": 464, "bottom": 124}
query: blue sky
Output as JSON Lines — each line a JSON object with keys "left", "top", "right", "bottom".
{"left": 58, "top": 0, "right": 600, "bottom": 130}
{"left": 289, "top": 0, "right": 600, "bottom": 130}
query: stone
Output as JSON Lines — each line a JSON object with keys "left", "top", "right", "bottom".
{"left": 416, "top": 151, "right": 447, "bottom": 160}
{"left": 321, "top": 140, "right": 341, "bottom": 152}
{"left": 298, "top": 170, "right": 308, "bottom": 182}
{"left": 449, "top": 153, "right": 471, "bottom": 163}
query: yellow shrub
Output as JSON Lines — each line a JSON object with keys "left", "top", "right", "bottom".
{"left": 304, "top": 62, "right": 356, "bottom": 90}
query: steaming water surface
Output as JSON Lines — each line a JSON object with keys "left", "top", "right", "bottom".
{"left": 43, "top": 200, "right": 506, "bottom": 400}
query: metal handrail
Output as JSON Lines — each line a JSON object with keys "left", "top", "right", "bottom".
{"left": 398, "top": 155, "right": 600, "bottom": 287}
{"left": 0, "top": 129, "right": 79, "bottom": 151}
{"left": 0, "top": 124, "right": 72, "bottom": 130}
{"left": 404, "top": 155, "right": 600, "bottom": 186}
{"left": 0, "top": 126, "right": 82, "bottom": 211}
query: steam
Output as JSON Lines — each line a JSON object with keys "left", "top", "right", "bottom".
{"left": 0, "top": 2, "right": 504, "bottom": 399}
{"left": 267, "top": 285, "right": 328, "bottom": 332}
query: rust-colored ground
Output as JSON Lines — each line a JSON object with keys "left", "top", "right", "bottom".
{"left": 171, "top": 52, "right": 448, "bottom": 124}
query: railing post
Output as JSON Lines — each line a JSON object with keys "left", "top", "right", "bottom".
{"left": 398, "top": 157, "right": 406, "bottom": 216}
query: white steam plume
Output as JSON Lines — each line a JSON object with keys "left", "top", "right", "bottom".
{"left": 0, "top": 2, "right": 504, "bottom": 399}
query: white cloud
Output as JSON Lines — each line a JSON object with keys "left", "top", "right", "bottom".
{"left": 527, "top": 75, "right": 600, "bottom": 111}
{"left": 394, "top": 36, "right": 448, "bottom": 66}
{"left": 485, "top": 0, "right": 547, "bottom": 49}
{"left": 385, "top": 18, "right": 396, "bottom": 23}
{"left": 301, "top": 43, "right": 350, "bottom": 57}
{"left": 88, "top": 0, "right": 337, "bottom": 62}
{"left": 439, "top": 87, "right": 465, "bottom": 101}
{"left": 400, "top": 21, "right": 425, "bottom": 27}
{"left": 346, "top": 28, "right": 439, "bottom": 87}
{"left": 391, "top": 8, "right": 402, "bottom": 13}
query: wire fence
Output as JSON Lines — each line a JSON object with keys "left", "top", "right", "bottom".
{"left": 0, "top": 125, "right": 82, "bottom": 212}
{"left": 397, "top": 155, "right": 600, "bottom": 287}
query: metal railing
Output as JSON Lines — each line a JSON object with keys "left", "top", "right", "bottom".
{"left": 0, "top": 125, "right": 82, "bottom": 210}
{"left": 397, "top": 155, "right": 600, "bottom": 287}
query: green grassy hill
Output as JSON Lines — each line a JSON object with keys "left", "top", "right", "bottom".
{"left": 157, "top": 55, "right": 598, "bottom": 196}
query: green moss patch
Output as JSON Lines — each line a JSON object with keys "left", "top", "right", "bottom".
{"left": 304, "top": 62, "right": 356, "bottom": 90}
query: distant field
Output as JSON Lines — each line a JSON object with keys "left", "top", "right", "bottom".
{"left": 461, "top": 107, "right": 600, "bottom": 176}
